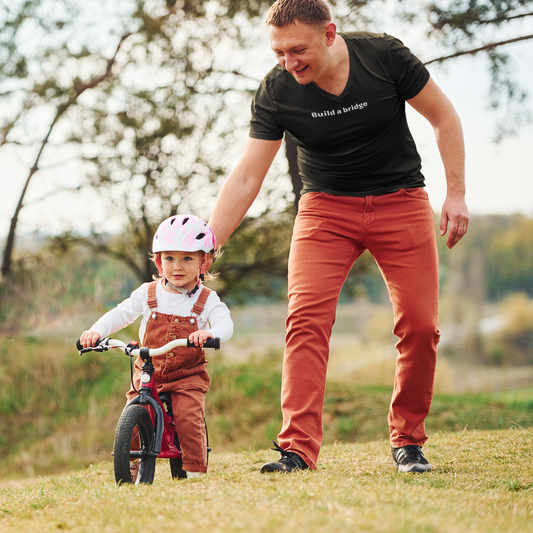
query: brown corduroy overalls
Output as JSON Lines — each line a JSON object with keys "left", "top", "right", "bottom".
{"left": 126, "top": 281, "right": 211, "bottom": 473}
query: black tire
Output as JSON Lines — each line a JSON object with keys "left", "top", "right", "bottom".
{"left": 114, "top": 405, "right": 156, "bottom": 485}
{"left": 169, "top": 419, "right": 210, "bottom": 480}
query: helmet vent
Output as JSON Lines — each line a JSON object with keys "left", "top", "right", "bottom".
{"left": 182, "top": 217, "right": 189, "bottom": 225}
{"left": 196, "top": 232, "right": 206, "bottom": 240}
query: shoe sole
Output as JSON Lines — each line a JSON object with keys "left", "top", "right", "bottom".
{"left": 260, "top": 464, "right": 293, "bottom": 473}
{"left": 394, "top": 462, "right": 431, "bottom": 473}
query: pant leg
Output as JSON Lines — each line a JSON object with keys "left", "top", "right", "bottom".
{"left": 365, "top": 188, "right": 440, "bottom": 447}
{"left": 172, "top": 388, "right": 208, "bottom": 473}
{"left": 278, "top": 193, "right": 367, "bottom": 469}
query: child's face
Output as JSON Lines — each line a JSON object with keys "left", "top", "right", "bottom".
{"left": 161, "top": 251, "right": 205, "bottom": 291}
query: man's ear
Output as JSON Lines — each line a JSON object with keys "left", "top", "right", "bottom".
{"left": 324, "top": 22, "right": 337, "bottom": 46}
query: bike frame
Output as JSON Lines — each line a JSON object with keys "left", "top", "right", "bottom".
{"left": 78, "top": 336, "right": 220, "bottom": 461}
{"left": 125, "top": 351, "right": 181, "bottom": 460}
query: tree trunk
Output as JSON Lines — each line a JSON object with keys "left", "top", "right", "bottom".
{"left": 1, "top": 114, "right": 59, "bottom": 277}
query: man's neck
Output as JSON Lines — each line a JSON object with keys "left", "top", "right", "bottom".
{"left": 314, "top": 35, "right": 349, "bottom": 96}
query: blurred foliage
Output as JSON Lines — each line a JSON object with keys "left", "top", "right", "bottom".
{"left": 399, "top": 0, "right": 533, "bottom": 140}
{"left": 210, "top": 210, "right": 294, "bottom": 305}
{"left": 65, "top": 1, "right": 265, "bottom": 282}
{"left": 486, "top": 217, "right": 533, "bottom": 299}
{"left": 437, "top": 213, "right": 533, "bottom": 303}
{"left": 0, "top": 240, "right": 134, "bottom": 335}
{"left": 485, "top": 293, "right": 533, "bottom": 365}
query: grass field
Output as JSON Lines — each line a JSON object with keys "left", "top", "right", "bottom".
{"left": 3, "top": 330, "right": 533, "bottom": 482}
{"left": 1, "top": 428, "right": 532, "bottom": 533}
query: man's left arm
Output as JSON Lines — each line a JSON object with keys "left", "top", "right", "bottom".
{"left": 407, "top": 77, "right": 469, "bottom": 249}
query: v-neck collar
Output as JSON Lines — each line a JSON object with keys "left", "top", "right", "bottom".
{"left": 309, "top": 33, "right": 353, "bottom": 102}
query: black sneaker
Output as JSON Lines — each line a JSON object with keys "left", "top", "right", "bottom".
{"left": 260, "top": 441, "right": 309, "bottom": 473}
{"left": 391, "top": 445, "right": 431, "bottom": 473}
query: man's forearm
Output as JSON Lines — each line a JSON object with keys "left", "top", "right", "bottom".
{"left": 209, "top": 138, "right": 282, "bottom": 247}
{"left": 434, "top": 110, "right": 466, "bottom": 200}
{"left": 209, "top": 171, "right": 263, "bottom": 247}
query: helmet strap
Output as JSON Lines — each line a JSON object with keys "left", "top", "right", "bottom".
{"left": 163, "top": 273, "right": 204, "bottom": 298}
{"left": 164, "top": 278, "right": 187, "bottom": 295}
{"left": 186, "top": 272, "right": 204, "bottom": 298}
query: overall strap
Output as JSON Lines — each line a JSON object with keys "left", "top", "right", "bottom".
{"left": 191, "top": 286, "right": 211, "bottom": 316}
{"left": 147, "top": 281, "right": 158, "bottom": 309}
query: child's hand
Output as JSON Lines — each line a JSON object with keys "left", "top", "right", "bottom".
{"left": 188, "top": 330, "right": 214, "bottom": 347}
{"left": 80, "top": 330, "right": 103, "bottom": 348}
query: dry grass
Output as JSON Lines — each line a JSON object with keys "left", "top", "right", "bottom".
{"left": 1, "top": 428, "right": 532, "bottom": 533}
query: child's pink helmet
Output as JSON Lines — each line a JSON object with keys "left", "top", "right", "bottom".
{"left": 152, "top": 215, "right": 216, "bottom": 254}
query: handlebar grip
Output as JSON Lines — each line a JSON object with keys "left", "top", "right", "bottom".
{"left": 76, "top": 339, "right": 104, "bottom": 351}
{"left": 187, "top": 337, "right": 220, "bottom": 350}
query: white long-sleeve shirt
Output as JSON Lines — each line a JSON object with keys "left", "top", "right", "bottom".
{"left": 90, "top": 281, "right": 233, "bottom": 344}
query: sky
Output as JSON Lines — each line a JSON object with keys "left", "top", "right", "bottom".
{"left": 1, "top": 4, "right": 533, "bottom": 242}
{"left": 411, "top": 45, "right": 533, "bottom": 217}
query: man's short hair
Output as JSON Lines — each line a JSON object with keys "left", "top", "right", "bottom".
{"left": 265, "top": 0, "right": 332, "bottom": 28}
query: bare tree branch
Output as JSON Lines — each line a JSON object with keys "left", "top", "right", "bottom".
{"left": 24, "top": 185, "right": 83, "bottom": 206}
{"left": 424, "top": 34, "right": 533, "bottom": 65}
{"left": 477, "top": 12, "right": 533, "bottom": 25}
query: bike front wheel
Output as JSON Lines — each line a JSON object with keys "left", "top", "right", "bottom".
{"left": 114, "top": 405, "right": 156, "bottom": 485}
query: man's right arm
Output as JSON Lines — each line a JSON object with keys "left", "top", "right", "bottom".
{"left": 209, "top": 137, "right": 282, "bottom": 247}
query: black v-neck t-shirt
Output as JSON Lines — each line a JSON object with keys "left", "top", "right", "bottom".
{"left": 249, "top": 32, "right": 430, "bottom": 196}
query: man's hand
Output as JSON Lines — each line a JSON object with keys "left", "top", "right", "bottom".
{"left": 440, "top": 195, "right": 469, "bottom": 249}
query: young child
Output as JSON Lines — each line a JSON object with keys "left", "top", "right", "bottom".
{"left": 80, "top": 215, "right": 233, "bottom": 478}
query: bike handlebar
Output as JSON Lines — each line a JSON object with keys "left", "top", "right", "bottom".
{"left": 76, "top": 336, "right": 220, "bottom": 355}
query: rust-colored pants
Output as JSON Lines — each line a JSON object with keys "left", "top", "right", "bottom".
{"left": 278, "top": 189, "right": 440, "bottom": 469}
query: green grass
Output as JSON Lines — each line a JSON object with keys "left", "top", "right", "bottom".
{"left": 1, "top": 428, "right": 532, "bottom": 532}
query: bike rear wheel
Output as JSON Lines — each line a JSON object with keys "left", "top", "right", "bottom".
{"left": 114, "top": 405, "right": 156, "bottom": 485}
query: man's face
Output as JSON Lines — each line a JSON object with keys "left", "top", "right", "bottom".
{"left": 269, "top": 21, "right": 334, "bottom": 85}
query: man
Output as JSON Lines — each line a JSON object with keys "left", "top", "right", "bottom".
{"left": 209, "top": 0, "right": 468, "bottom": 474}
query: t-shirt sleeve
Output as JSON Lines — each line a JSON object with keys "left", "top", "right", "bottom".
{"left": 386, "top": 35, "right": 430, "bottom": 100}
{"left": 249, "top": 77, "right": 285, "bottom": 141}
{"left": 203, "top": 291, "right": 234, "bottom": 343}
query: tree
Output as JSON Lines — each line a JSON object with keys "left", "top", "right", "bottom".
{"left": 0, "top": 0, "right": 269, "bottom": 279}
{"left": 0, "top": 0, "right": 140, "bottom": 277}
{"left": 66, "top": 1, "right": 289, "bottom": 284}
